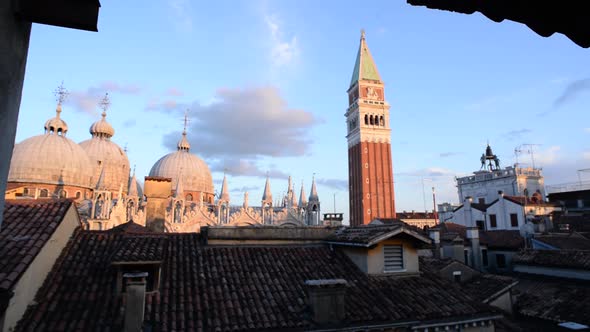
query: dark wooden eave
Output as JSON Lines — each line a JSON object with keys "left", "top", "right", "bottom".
{"left": 407, "top": 0, "right": 590, "bottom": 48}
{"left": 15, "top": 0, "right": 101, "bottom": 32}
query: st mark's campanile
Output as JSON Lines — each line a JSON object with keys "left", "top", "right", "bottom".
{"left": 346, "top": 30, "right": 396, "bottom": 226}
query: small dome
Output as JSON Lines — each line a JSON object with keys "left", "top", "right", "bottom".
{"left": 149, "top": 132, "right": 213, "bottom": 194}
{"left": 89, "top": 113, "right": 115, "bottom": 138}
{"left": 44, "top": 104, "right": 68, "bottom": 135}
{"left": 9, "top": 134, "right": 93, "bottom": 189}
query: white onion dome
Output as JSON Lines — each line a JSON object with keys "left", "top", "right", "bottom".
{"left": 8, "top": 104, "right": 93, "bottom": 189}
{"left": 149, "top": 131, "right": 214, "bottom": 194}
{"left": 89, "top": 111, "right": 115, "bottom": 138}
{"left": 79, "top": 110, "right": 130, "bottom": 193}
{"left": 44, "top": 104, "right": 68, "bottom": 134}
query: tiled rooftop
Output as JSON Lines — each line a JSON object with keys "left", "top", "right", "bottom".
{"left": 0, "top": 199, "right": 74, "bottom": 293}
{"left": 534, "top": 233, "right": 590, "bottom": 250}
{"left": 513, "top": 249, "right": 590, "bottom": 270}
{"left": 16, "top": 230, "right": 496, "bottom": 331}
{"left": 514, "top": 276, "right": 590, "bottom": 326}
{"left": 326, "top": 224, "right": 430, "bottom": 246}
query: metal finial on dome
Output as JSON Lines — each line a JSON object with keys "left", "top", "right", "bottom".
{"left": 99, "top": 93, "right": 111, "bottom": 118}
{"left": 183, "top": 109, "right": 189, "bottom": 134}
{"left": 54, "top": 82, "right": 69, "bottom": 105}
{"left": 177, "top": 109, "right": 191, "bottom": 151}
{"left": 89, "top": 93, "right": 115, "bottom": 139}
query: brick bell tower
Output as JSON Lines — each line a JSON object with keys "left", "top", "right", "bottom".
{"left": 346, "top": 30, "right": 396, "bottom": 226}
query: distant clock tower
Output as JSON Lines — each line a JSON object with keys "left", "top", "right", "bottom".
{"left": 345, "top": 30, "right": 396, "bottom": 226}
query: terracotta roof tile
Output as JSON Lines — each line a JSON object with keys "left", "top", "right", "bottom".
{"left": 513, "top": 249, "right": 590, "bottom": 270}
{"left": 16, "top": 230, "right": 496, "bottom": 331}
{"left": 327, "top": 224, "right": 430, "bottom": 246}
{"left": 0, "top": 199, "right": 74, "bottom": 293}
{"left": 534, "top": 233, "right": 590, "bottom": 250}
{"left": 514, "top": 276, "right": 590, "bottom": 326}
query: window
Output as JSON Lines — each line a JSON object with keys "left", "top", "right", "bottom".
{"left": 496, "top": 254, "right": 506, "bottom": 269}
{"left": 476, "top": 220, "right": 484, "bottom": 230}
{"left": 482, "top": 249, "right": 488, "bottom": 266}
{"left": 464, "top": 249, "right": 469, "bottom": 265}
{"left": 75, "top": 191, "right": 81, "bottom": 199}
{"left": 510, "top": 213, "right": 518, "bottom": 227}
{"left": 489, "top": 214, "right": 497, "bottom": 228}
{"left": 39, "top": 189, "right": 49, "bottom": 198}
{"left": 384, "top": 245, "right": 404, "bottom": 272}
{"left": 453, "top": 271, "right": 462, "bottom": 283}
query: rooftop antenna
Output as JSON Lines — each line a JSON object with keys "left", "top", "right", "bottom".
{"left": 521, "top": 143, "right": 541, "bottom": 169}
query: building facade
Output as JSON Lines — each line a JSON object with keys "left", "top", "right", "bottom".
{"left": 346, "top": 30, "right": 396, "bottom": 226}
{"left": 456, "top": 145, "right": 545, "bottom": 204}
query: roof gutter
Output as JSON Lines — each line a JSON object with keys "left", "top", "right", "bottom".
{"left": 483, "top": 281, "right": 519, "bottom": 304}
{"left": 412, "top": 314, "right": 503, "bottom": 329}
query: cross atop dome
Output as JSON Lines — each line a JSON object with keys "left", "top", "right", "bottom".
{"left": 183, "top": 109, "right": 190, "bottom": 134}
{"left": 98, "top": 93, "right": 111, "bottom": 117}
{"left": 54, "top": 81, "right": 69, "bottom": 106}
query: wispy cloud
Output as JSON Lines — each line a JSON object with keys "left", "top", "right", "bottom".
{"left": 505, "top": 128, "right": 532, "bottom": 141}
{"left": 529, "top": 145, "right": 560, "bottom": 167}
{"left": 231, "top": 185, "right": 260, "bottom": 194}
{"left": 264, "top": 14, "right": 299, "bottom": 68}
{"left": 64, "top": 81, "right": 142, "bottom": 115}
{"left": 439, "top": 152, "right": 461, "bottom": 158}
{"left": 145, "top": 98, "right": 179, "bottom": 112}
{"left": 316, "top": 178, "right": 348, "bottom": 190}
{"left": 168, "top": 0, "right": 193, "bottom": 32}
{"left": 397, "top": 167, "right": 456, "bottom": 178}
{"left": 209, "top": 158, "right": 289, "bottom": 179}
{"left": 584, "top": 128, "right": 590, "bottom": 134}
{"left": 554, "top": 78, "right": 590, "bottom": 107}
{"left": 166, "top": 88, "right": 184, "bottom": 97}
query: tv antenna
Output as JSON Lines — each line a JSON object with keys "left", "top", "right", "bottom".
{"left": 515, "top": 144, "right": 541, "bottom": 169}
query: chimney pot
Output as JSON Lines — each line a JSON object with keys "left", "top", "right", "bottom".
{"left": 305, "top": 279, "right": 347, "bottom": 325}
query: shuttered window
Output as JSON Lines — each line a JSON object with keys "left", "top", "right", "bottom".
{"left": 384, "top": 245, "right": 404, "bottom": 272}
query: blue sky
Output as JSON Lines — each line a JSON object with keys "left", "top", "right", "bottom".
{"left": 16, "top": 0, "right": 590, "bottom": 221}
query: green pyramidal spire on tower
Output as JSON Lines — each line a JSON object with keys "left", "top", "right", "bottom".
{"left": 350, "top": 29, "right": 382, "bottom": 88}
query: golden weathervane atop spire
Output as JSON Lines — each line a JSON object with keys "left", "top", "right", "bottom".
{"left": 360, "top": 29, "right": 366, "bottom": 40}
{"left": 99, "top": 93, "right": 111, "bottom": 117}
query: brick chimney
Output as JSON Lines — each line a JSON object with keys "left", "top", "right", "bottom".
{"left": 123, "top": 272, "right": 147, "bottom": 332}
{"left": 305, "top": 279, "right": 347, "bottom": 325}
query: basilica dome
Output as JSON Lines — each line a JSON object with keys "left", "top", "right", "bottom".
{"left": 79, "top": 110, "right": 130, "bottom": 194}
{"left": 8, "top": 104, "right": 93, "bottom": 189}
{"left": 149, "top": 131, "right": 214, "bottom": 195}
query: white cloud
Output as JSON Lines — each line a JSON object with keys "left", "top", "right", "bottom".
{"left": 159, "top": 86, "right": 318, "bottom": 159}
{"left": 584, "top": 128, "right": 590, "bottom": 133}
{"left": 530, "top": 146, "right": 561, "bottom": 167}
{"left": 166, "top": 88, "right": 184, "bottom": 97}
{"left": 583, "top": 151, "right": 590, "bottom": 161}
{"left": 397, "top": 167, "right": 457, "bottom": 178}
{"left": 264, "top": 14, "right": 299, "bottom": 68}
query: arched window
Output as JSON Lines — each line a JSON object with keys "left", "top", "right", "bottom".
{"left": 186, "top": 194, "right": 193, "bottom": 201}
{"left": 59, "top": 190, "right": 67, "bottom": 198}
{"left": 364, "top": 114, "right": 368, "bottom": 125}
{"left": 75, "top": 191, "right": 81, "bottom": 199}
{"left": 370, "top": 115, "right": 374, "bottom": 125}
{"left": 380, "top": 116, "right": 384, "bottom": 126}
{"left": 40, "top": 189, "right": 49, "bottom": 198}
